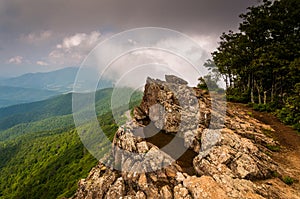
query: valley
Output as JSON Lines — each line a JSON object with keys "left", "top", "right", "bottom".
{"left": 0, "top": 87, "right": 142, "bottom": 199}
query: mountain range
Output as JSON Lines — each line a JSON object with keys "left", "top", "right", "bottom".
{"left": 0, "top": 67, "right": 78, "bottom": 92}
{"left": 0, "top": 67, "right": 113, "bottom": 108}
{"left": 0, "top": 86, "right": 59, "bottom": 108}
{"left": 0, "top": 66, "right": 141, "bottom": 198}
{"left": 0, "top": 86, "right": 142, "bottom": 198}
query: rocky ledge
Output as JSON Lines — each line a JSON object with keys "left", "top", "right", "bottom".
{"left": 71, "top": 75, "right": 300, "bottom": 199}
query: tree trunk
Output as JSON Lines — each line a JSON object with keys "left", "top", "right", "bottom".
{"left": 258, "top": 91, "right": 262, "bottom": 104}
{"left": 280, "top": 75, "right": 283, "bottom": 102}
{"left": 255, "top": 80, "right": 262, "bottom": 104}
{"left": 271, "top": 84, "right": 274, "bottom": 102}
{"left": 248, "top": 74, "right": 251, "bottom": 89}
{"left": 271, "top": 73, "right": 275, "bottom": 102}
{"left": 251, "top": 76, "right": 254, "bottom": 103}
{"left": 225, "top": 75, "right": 229, "bottom": 89}
{"left": 264, "top": 91, "right": 267, "bottom": 105}
{"left": 251, "top": 88, "right": 254, "bottom": 103}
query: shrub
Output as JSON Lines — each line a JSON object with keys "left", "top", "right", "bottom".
{"left": 282, "top": 176, "right": 294, "bottom": 185}
{"left": 252, "top": 103, "right": 276, "bottom": 112}
{"left": 266, "top": 144, "right": 280, "bottom": 152}
{"left": 276, "top": 83, "right": 300, "bottom": 132}
{"left": 226, "top": 88, "right": 250, "bottom": 103}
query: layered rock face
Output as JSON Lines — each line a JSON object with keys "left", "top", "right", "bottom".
{"left": 72, "top": 75, "right": 300, "bottom": 199}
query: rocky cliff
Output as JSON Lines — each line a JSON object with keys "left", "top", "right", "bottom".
{"left": 71, "top": 75, "right": 300, "bottom": 199}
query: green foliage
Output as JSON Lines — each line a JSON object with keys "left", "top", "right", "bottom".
{"left": 198, "top": 59, "right": 224, "bottom": 92}
{"left": 0, "top": 129, "right": 98, "bottom": 199}
{"left": 0, "top": 113, "right": 134, "bottom": 198}
{"left": 226, "top": 88, "right": 250, "bottom": 103}
{"left": 247, "top": 111, "right": 253, "bottom": 117}
{"left": 0, "top": 115, "right": 75, "bottom": 141}
{"left": 197, "top": 77, "right": 208, "bottom": 90}
{"left": 0, "top": 88, "right": 142, "bottom": 132}
{"left": 282, "top": 176, "right": 294, "bottom": 185}
{"left": 197, "top": 75, "right": 222, "bottom": 91}
{"left": 262, "top": 129, "right": 274, "bottom": 138}
{"left": 266, "top": 144, "right": 280, "bottom": 152}
{"left": 271, "top": 171, "right": 280, "bottom": 178}
{"left": 0, "top": 87, "right": 143, "bottom": 198}
{"left": 252, "top": 103, "right": 277, "bottom": 112}
{"left": 0, "top": 93, "right": 73, "bottom": 131}
{"left": 276, "top": 83, "right": 300, "bottom": 131}
{"left": 212, "top": 0, "right": 300, "bottom": 131}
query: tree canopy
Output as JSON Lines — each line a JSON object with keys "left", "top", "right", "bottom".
{"left": 212, "top": 0, "right": 300, "bottom": 130}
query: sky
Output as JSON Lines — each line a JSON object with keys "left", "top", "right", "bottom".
{"left": 0, "top": 0, "right": 261, "bottom": 77}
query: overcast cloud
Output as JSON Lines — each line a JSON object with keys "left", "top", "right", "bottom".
{"left": 0, "top": 0, "right": 260, "bottom": 77}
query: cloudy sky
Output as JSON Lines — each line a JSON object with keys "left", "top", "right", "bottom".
{"left": 0, "top": 0, "right": 260, "bottom": 77}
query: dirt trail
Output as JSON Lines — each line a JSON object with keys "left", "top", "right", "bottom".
{"left": 233, "top": 103, "right": 300, "bottom": 191}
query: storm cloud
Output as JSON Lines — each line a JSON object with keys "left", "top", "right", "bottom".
{"left": 0, "top": 0, "right": 260, "bottom": 76}
{"left": 0, "top": 0, "right": 258, "bottom": 34}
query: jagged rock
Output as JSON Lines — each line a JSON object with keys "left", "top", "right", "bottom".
{"left": 165, "top": 75, "right": 188, "bottom": 85}
{"left": 72, "top": 167, "right": 118, "bottom": 199}
{"left": 201, "top": 129, "right": 222, "bottom": 151}
{"left": 173, "top": 184, "right": 192, "bottom": 199}
{"left": 135, "top": 191, "right": 146, "bottom": 199}
{"left": 137, "top": 141, "right": 149, "bottom": 153}
{"left": 164, "top": 167, "right": 176, "bottom": 178}
{"left": 194, "top": 128, "right": 278, "bottom": 180}
{"left": 183, "top": 175, "right": 229, "bottom": 199}
{"left": 160, "top": 185, "right": 173, "bottom": 199}
{"left": 175, "top": 172, "right": 185, "bottom": 182}
{"left": 230, "top": 153, "right": 260, "bottom": 179}
{"left": 136, "top": 76, "right": 203, "bottom": 136}
{"left": 138, "top": 173, "right": 148, "bottom": 189}
{"left": 143, "top": 185, "right": 160, "bottom": 198}
{"left": 105, "top": 177, "right": 125, "bottom": 199}
{"left": 71, "top": 75, "right": 300, "bottom": 199}
{"left": 134, "top": 107, "right": 147, "bottom": 120}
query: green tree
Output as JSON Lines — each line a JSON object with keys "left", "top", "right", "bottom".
{"left": 212, "top": 0, "right": 300, "bottom": 130}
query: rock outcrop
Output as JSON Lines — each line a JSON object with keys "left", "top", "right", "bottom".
{"left": 71, "top": 75, "right": 300, "bottom": 199}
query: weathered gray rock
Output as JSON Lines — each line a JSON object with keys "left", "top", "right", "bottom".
{"left": 136, "top": 76, "right": 203, "bottom": 136}
{"left": 165, "top": 75, "right": 188, "bottom": 85}
{"left": 201, "top": 129, "right": 222, "bottom": 151}
{"left": 137, "top": 141, "right": 149, "bottom": 153}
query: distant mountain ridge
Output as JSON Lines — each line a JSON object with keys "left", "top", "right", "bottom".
{"left": 0, "top": 67, "right": 113, "bottom": 108}
{"left": 0, "top": 86, "right": 59, "bottom": 108}
{"left": 0, "top": 67, "right": 79, "bottom": 92}
{"left": 0, "top": 67, "right": 79, "bottom": 108}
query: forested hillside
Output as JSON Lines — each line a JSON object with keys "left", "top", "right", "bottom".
{"left": 0, "top": 88, "right": 142, "bottom": 198}
{"left": 0, "top": 86, "right": 59, "bottom": 108}
{"left": 211, "top": 0, "right": 300, "bottom": 131}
